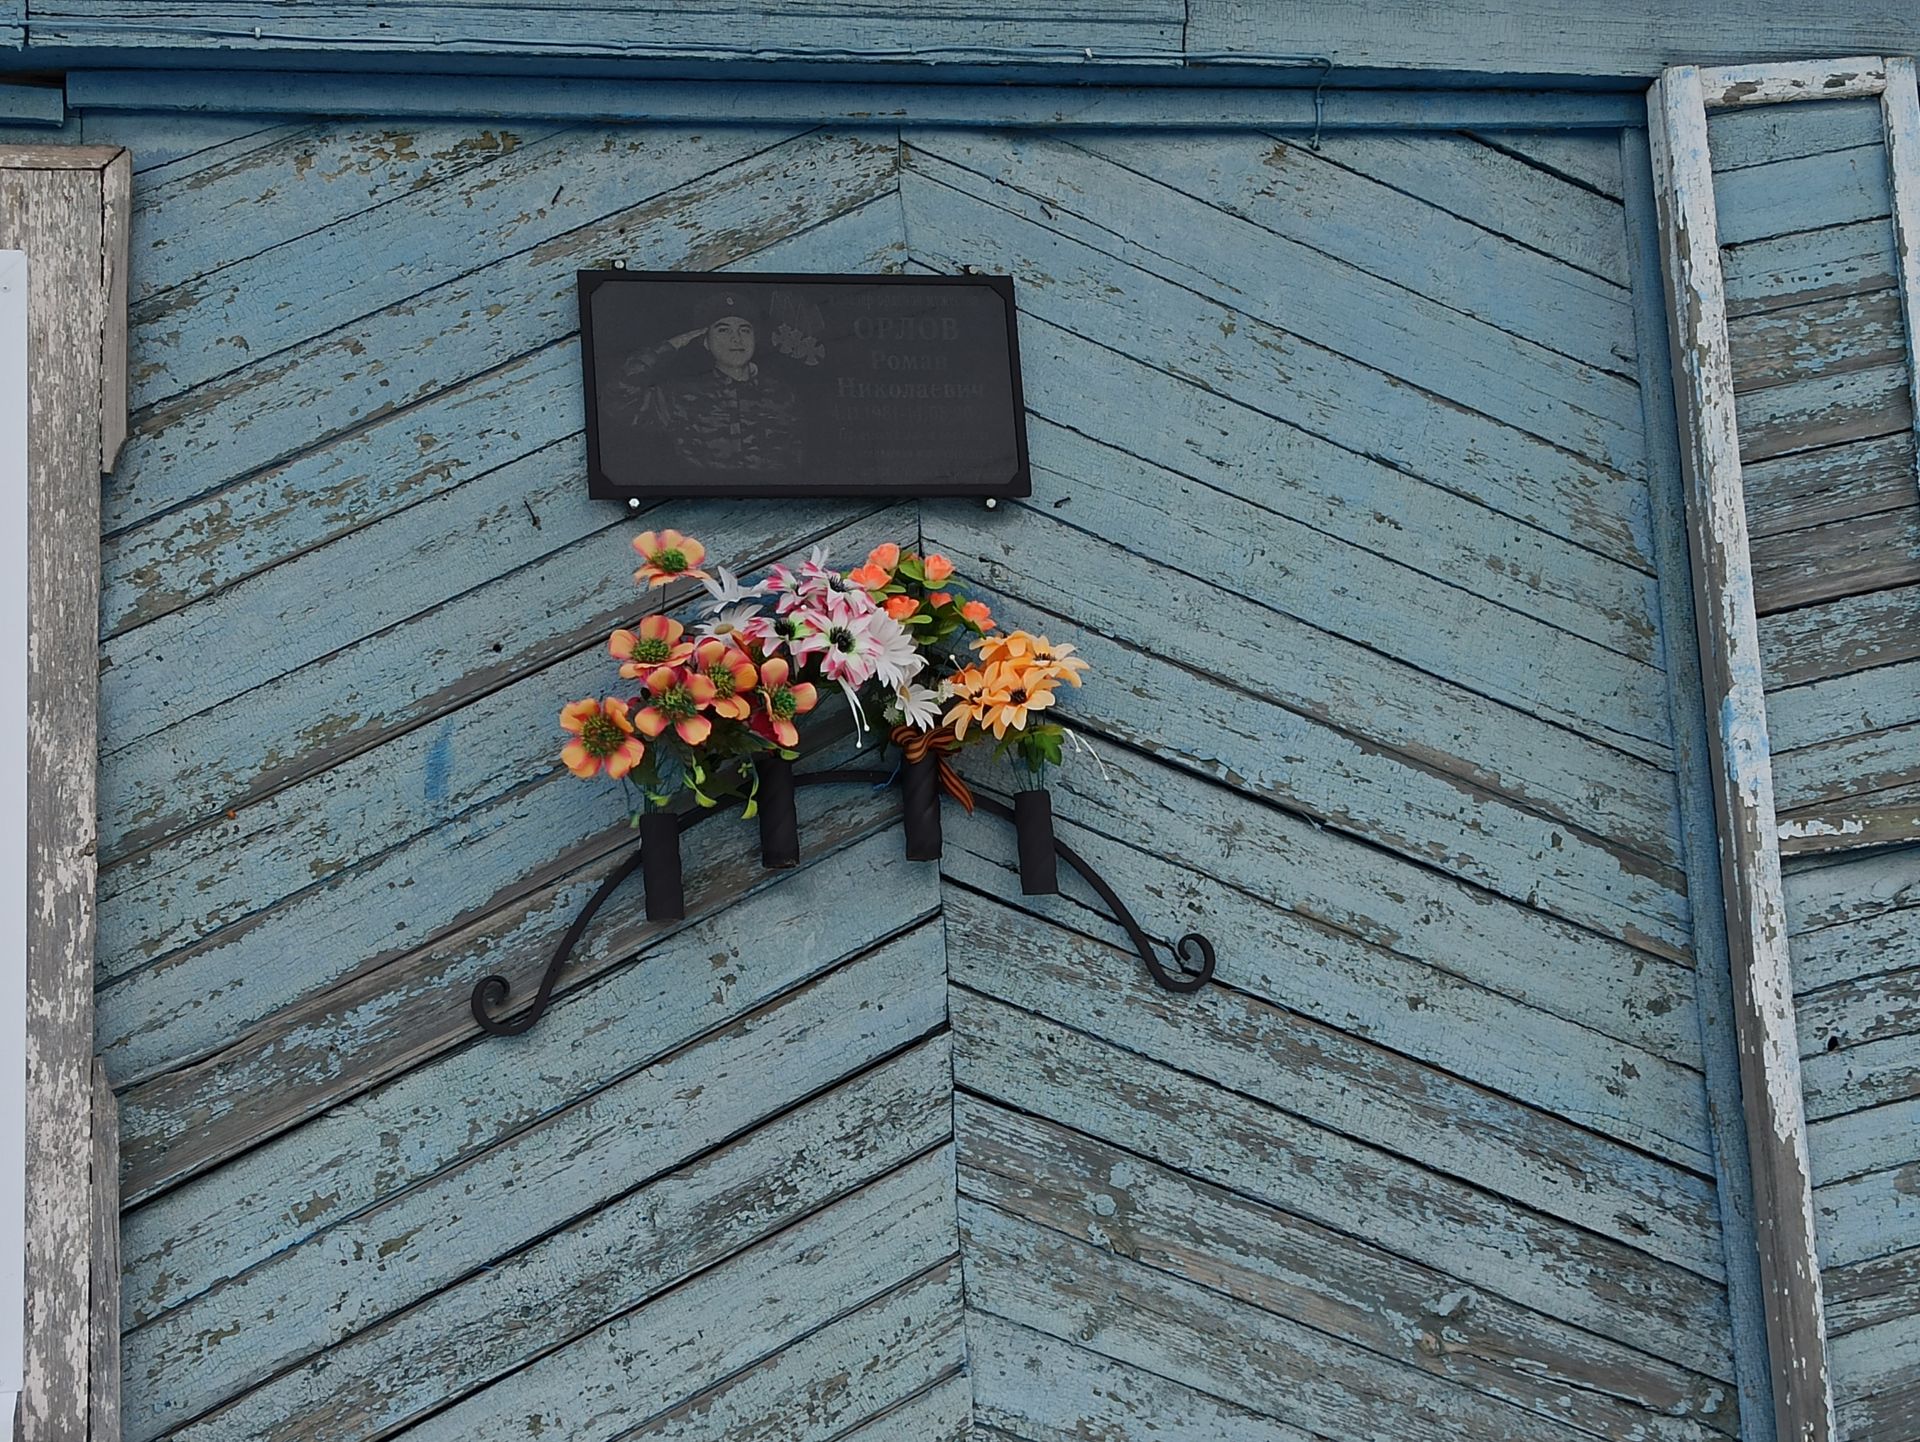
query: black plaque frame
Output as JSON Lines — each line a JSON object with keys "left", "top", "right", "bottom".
{"left": 578, "top": 270, "right": 1032, "bottom": 501}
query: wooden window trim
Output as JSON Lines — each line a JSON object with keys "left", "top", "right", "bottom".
{"left": 0, "top": 142, "right": 128, "bottom": 1442}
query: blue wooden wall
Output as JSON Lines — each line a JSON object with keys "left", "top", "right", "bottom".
{"left": 1709, "top": 94, "right": 1920, "bottom": 1442}
{"left": 0, "top": 100, "right": 1811, "bottom": 1438}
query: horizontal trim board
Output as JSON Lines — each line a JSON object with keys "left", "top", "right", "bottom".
{"left": 0, "top": 82, "right": 59, "bottom": 126}
{"left": 1697, "top": 57, "right": 1888, "bottom": 109}
{"left": 60, "top": 69, "right": 1646, "bottom": 129}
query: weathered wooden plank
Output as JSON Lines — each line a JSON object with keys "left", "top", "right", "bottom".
{"left": 1761, "top": 583, "right": 1920, "bottom": 688}
{"left": 1721, "top": 217, "right": 1900, "bottom": 318}
{"left": 1788, "top": 894, "right": 1919, "bottom": 1000}
{"left": 128, "top": 120, "right": 557, "bottom": 306}
{"left": 101, "top": 114, "right": 295, "bottom": 177}
{"left": 1698, "top": 58, "right": 1888, "bottom": 110}
{"left": 951, "top": 987, "right": 1735, "bottom": 1382}
{"left": 1751, "top": 501, "right": 1920, "bottom": 614}
{"left": 64, "top": 68, "right": 1646, "bottom": 131}
{"left": 1707, "top": 97, "right": 1892, "bottom": 172}
{"left": 927, "top": 511, "right": 1693, "bottom": 956}
{"left": 115, "top": 745, "right": 894, "bottom": 1213}
{"left": 610, "top": 1275, "right": 964, "bottom": 1442}
{"left": 1774, "top": 717, "right": 1920, "bottom": 812}
{"left": 1769, "top": 660, "right": 1920, "bottom": 758}
{"left": 1017, "top": 293, "right": 1652, "bottom": 587}
{"left": 126, "top": 120, "right": 837, "bottom": 409}
{"left": 1800, "top": 1031, "right": 1920, "bottom": 1123}
{"left": 1734, "top": 360, "right": 1912, "bottom": 467}
{"left": 1824, "top": 1244, "right": 1920, "bottom": 1337}
{"left": 940, "top": 421, "right": 1671, "bottom": 781}
{"left": 166, "top": 1039, "right": 955, "bottom": 1442}
{"left": 958, "top": 1099, "right": 1733, "bottom": 1438}
{"left": 833, "top": 1371, "right": 972, "bottom": 1442}
{"left": 985, "top": 420, "right": 1675, "bottom": 847}
{"left": 1, "top": 156, "right": 107, "bottom": 1442}
{"left": 944, "top": 713, "right": 1700, "bottom": 1063}
{"left": 119, "top": 821, "right": 933, "bottom": 1325}
{"left": 1712, "top": 141, "right": 1894, "bottom": 250}
{"left": 1069, "top": 128, "right": 1639, "bottom": 374}
{"left": 969, "top": 1312, "right": 1321, "bottom": 1442}
{"left": 105, "top": 124, "right": 898, "bottom": 536}
{"left": 1727, "top": 288, "right": 1906, "bottom": 392}
{"left": 944, "top": 881, "right": 1717, "bottom": 1251}
{"left": 965, "top": 1196, "right": 1612, "bottom": 1442}
{"left": 1188, "top": 3, "right": 1920, "bottom": 81}
{"left": 34, "top": 1, "right": 1188, "bottom": 58}
{"left": 1778, "top": 791, "right": 1920, "bottom": 856}
{"left": 1742, "top": 431, "right": 1914, "bottom": 540}
{"left": 904, "top": 139, "right": 1649, "bottom": 477}
{"left": 1471, "top": 131, "right": 1626, "bottom": 202}
{"left": 1829, "top": 1312, "right": 1920, "bottom": 1442}
{"left": 1018, "top": 332, "right": 1661, "bottom": 665}
{"left": 1815, "top": 1156, "right": 1920, "bottom": 1271}
{"left": 1782, "top": 842, "right": 1920, "bottom": 936}
{"left": 1797, "top": 964, "right": 1920, "bottom": 1065}
{"left": 101, "top": 337, "right": 578, "bottom": 638}
{"left": 1808, "top": 1096, "right": 1920, "bottom": 1190}
{"left": 1648, "top": 65, "right": 1835, "bottom": 1440}
{"left": 121, "top": 936, "right": 948, "bottom": 1439}
{"left": 905, "top": 201, "right": 1656, "bottom": 580}
{"left": 386, "top": 1156, "right": 958, "bottom": 1442}
{"left": 87, "top": 1060, "right": 118, "bottom": 1442}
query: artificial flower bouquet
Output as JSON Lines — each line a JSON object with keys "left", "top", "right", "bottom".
{"left": 560, "top": 526, "right": 1095, "bottom": 911}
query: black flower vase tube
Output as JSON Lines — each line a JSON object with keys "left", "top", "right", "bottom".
{"left": 756, "top": 755, "right": 800, "bottom": 870}
{"left": 900, "top": 754, "right": 944, "bottom": 861}
{"left": 639, "top": 811, "right": 685, "bottom": 921}
{"left": 1013, "top": 788, "right": 1059, "bottom": 895}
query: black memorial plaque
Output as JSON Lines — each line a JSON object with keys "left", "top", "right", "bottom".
{"left": 579, "top": 271, "right": 1031, "bottom": 500}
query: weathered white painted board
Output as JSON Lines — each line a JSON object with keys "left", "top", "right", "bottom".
{"left": 0, "top": 243, "right": 23, "bottom": 1442}
{"left": 1697, "top": 57, "right": 1888, "bottom": 109}
{"left": 1648, "top": 66, "right": 1835, "bottom": 1442}
{"left": 1884, "top": 57, "right": 1920, "bottom": 484}
{"left": 0, "top": 146, "right": 119, "bottom": 1442}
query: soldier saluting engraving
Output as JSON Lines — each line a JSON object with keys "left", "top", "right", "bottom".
{"left": 614, "top": 291, "right": 803, "bottom": 474}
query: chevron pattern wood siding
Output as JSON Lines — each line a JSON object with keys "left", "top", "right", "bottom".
{"left": 1709, "top": 95, "right": 1920, "bottom": 1442}
{"left": 76, "top": 113, "right": 1755, "bottom": 1439}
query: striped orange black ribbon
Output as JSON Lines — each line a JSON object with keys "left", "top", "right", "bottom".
{"left": 890, "top": 722, "right": 975, "bottom": 813}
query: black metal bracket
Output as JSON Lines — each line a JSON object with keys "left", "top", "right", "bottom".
{"left": 470, "top": 768, "right": 1216, "bottom": 1036}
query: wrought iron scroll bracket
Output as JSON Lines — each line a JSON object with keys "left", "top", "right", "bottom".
{"left": 470, "top": 769, "right": 1217, "bottom": 1035}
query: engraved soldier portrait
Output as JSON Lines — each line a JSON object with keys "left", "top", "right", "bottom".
{"left": 612, "top": 290, "right": 806, "bottom": 474}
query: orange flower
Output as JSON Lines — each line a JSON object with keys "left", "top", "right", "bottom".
{"left": 609, "top": 614, "right": 692, "bottom": 678}
{"left": 692, "top": 638, "right": 758, "bottom": 720}
{"left": 923, "top": 553, "right": 955, "bottom": 583}
{"left": 847, "top": 562, "right": 891, "bottom": 590}
{"left": 866, "top": 542, "right": 901, "bottom": 571}
{"left": 1030, "top": 636, "right": 1090, "bottom": 688}
{"left": 972, "top": 629, "right": 1039, "bottom": 667}
{"left": 631, "top": 528, "right": 709, "bottom": 588}
{"left": 884, "top": 595, "right": 919, "bottom": 621}
{"left": 633, "top": 664, "right": 718, "bottom": 745}
{"left": 560, "top": 697, "right": 646, "bottom": 780}
{"left": 961, "top": 599, "right": 993, "bottom": 630}
{"left": 753, "top": 654, "right": 820, "bottom": 749}
{"left": 944, "top": 657, "right": 1058, "bottom": 740}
